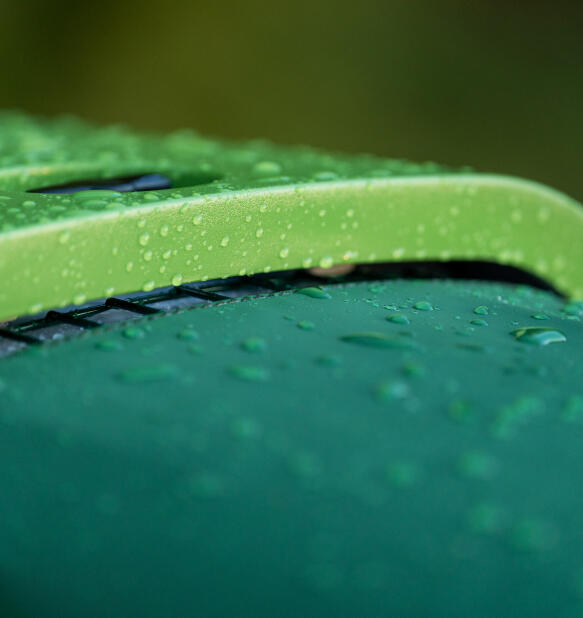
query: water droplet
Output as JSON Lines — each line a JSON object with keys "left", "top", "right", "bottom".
{"left": 458, "top": 451, "right": 499, "bottom": 480}
{"left": 229, "top": 365, "right": 270, "bottom": 382}
{"left": 160, "top": 224, "right": 169, "bottom": 237}
{"left": 340, "top": 332, "right": 416, "bottom": 349}
{"left": 231, "top": 417, "right": 262, "bottom": 439}
{"left": 256, "top": 227, "right": 264, "bottom": 238}
{"left": 387, "top": 461, "right": 419, "bottom": 487}
{"left": 386, "top": 314, "right": 409, "bottom": 325}
{"left": 138, "top": 233, "right": 150, "bottom": 246}
{"left": 561, "top": 395, "right": 583, "bottom": 423}
{"left": 511, "top": 326, "right": 566, "bottom": 345}
{"left": 319, "top": 256, "right": 334, "bottom": 268}
{"left": 253, "top": 160, "right": 282, "bottom": 175}
{"left": 375, "top": 380, "right": 410, "bottom": 401}
{"left": 142, "top": 280, "right": 156, "bottom": 292}
{"left": 143, "top": 250, "right": 153, "bottom": 261}
{"left": 73, "top": 293, "right": 87, "bottom": 305}
{"left": 58, "top": 231, "right": 70, "bottom": 244}
{"left": 241, "top": 337, "right": 266, "bottom": 353}
{"left": 315, "top": 354, "right": 342, "bottom": 367}
{"left": 177, "top": 328, "right": 198, "bottom": 341}
{"left": 297, "top": 287, "right": 331, "bottom": 300}
{"left": 531, "top": 313, "right": 549, "bottom": 320}
{"left": 171, "top": 273, "right": 183, "bottom": 286}
{"left": 123, "top": 326, "right": 145, "bottom": 339}
{"left": 413, "top": 300, "right": 433, "bottom": 311}
{"left": 467, "top": 503, "right": 504, "bottom": 535}
{"left": 562, "top": 300, "right": 583, "bottom": 316}
{"left": 401, "top": 362, "right": 425, "bottom": 377}
{"left": 473, "top": 305, "right": 489, "bottom": 315}
{"left": 192, "top": 214, "right": 202, "bottom": 225}
{"left": 297, "top": 320, "right": 315, "bottom": 331}
{"left": 220, "top": 236, "right": 229, "bottom": 247}
{"left": 448, "top": 399, "right": 473, "bottom": 423}
{"left": 511, "top": 519, "right": 558, "bottom": 552}
{"left": 117, "top": 364, "right": 178, "bottom": 383}
{"left": 279, "top": 247, "right": 289, "bottom": 258}
{"left": 470, "top": 318, "right": 488, "bottom": 326}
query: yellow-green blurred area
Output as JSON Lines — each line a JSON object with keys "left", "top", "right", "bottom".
{"left": 1, "top": 0, "right": 582, "bottom": 199}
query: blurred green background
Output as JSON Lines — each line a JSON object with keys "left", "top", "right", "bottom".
{"left": 0, "top": 0, "right": 582, "bottom": 199}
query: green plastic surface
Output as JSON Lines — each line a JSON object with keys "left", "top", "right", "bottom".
{"left": 1, "top": 279, "right": 582, "bottom": 617}
{"left": 0, "top": 113, "right": 581, "bottom": 322}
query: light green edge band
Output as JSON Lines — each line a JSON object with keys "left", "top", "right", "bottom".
{"left": 0, "top": 173, "right": 581, "bottom": 321}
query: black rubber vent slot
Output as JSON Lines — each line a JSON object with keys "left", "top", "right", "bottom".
{"left": 29, "top": 173, "right": 172, "bottom": 194}
{"left": 0, "top": 261, "right": 560, "bottom": 358}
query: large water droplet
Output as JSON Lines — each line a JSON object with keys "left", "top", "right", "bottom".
{"left": 511, "top": 326, "right": 566, "bottom": 345}
{"left": 297, "top": 287, "right": 331, "bottom": 300}
{"left": 340, "top": 332, "right": 416, "bottom": 349}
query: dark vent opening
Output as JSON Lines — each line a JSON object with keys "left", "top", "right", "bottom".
{"left": 29, "top": 173, "right": 173, "bottom": 194}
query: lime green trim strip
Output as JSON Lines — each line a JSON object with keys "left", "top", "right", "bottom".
{"left": 0, "top": 172, "right": 581, "bottom": 321}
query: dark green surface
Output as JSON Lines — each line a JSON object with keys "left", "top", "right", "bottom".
{"left": 1, "top": 279, "right": 582, "bottom": 617}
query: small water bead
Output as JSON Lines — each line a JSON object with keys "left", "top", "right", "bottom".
{"left": 511, "top": 519, "right": 559, "bottom": 552}
{"left": 531, "top": 313, "right": 549, "bottom": 320}
{"left": 297, "top": 287, "right": 331, "bottom": 300}
{"left": 470, "top": 319, "right": 488, "bottom": 326}
{"left": 253, "top": 160, "right": 282, "bottom": 175}
{"left": 458, "top": 451, "right": 499, "bottom": 480}
{"left": 143, "top": 250, "right": 153, "bottom": 261}
{"left": 95, "top": 339, "right": 123, "bottom": 351}
{"left": 142, "top": 280, "right": 156, "bottom": 292}
{"left": 231, "top": 417, "right": 262, "bottom": 440}
{"left": 241, "top": 337, "right": 266, "bottom": 353}
{"left": 138, "top": 233, "right": 150, "bottom": 246}
{"left": 256, "top": 228, "right": 264, "bottom": 238}
{"left": 511, "top": 326, "right": 566, "bottom": 346}
{"left": 386, "top": 314, "right": 409, "bottom": 325}
{"left": 561, "top": 395, "right": 583, "bottom": 423}
{"left": 473, "top": 305, "right": 489, "bottom": 315}
{"left": 220, "top": 236, "right": 229, "bottom": 247}
{"left": 387, "top": 461, "right": 419, "bottom": 487}
{"left": 401, "top": 362, "right": 425, "bottom": 377}
{"left": 279, "top": 247, "right": 289, "bottom": 258}
{"left": 562, "top": 300, "right": 583, "bottom": 316}
{"left": 413, "top": 300, "right": 433, "bottom": 311}
{"left": 192, "top": 214, "right": 202, "bottom": 225}
{"left": 467, "top": 503, "right": 505, "bottom": 535}
{"left": 117, "top": 364, "right": 178, "bottom": 383}
{"left": 123, "top": 326, "right": 146, "bottom": 340}
{"left": 315, "top": 354, "right": 342, "bottom": 367}
{"left": 160, "top": 224, "right": 169, "bottom": 237}
{"left": 177, "top": 328, "right": 199, "bottom": 341}
{"left": 297, "top": 320, "right": 315, "bottom": 331}
{"left": 375, "top": 380, "right": 410, "bottom": 401}
{"left": 448, "top": 399, "right": 473, "bottom": 423}
{"left": 229, "top": 364, "right": 270, "bottom": 382}
{"left": 319, "top": 256, "right": 334, "bottom": 268}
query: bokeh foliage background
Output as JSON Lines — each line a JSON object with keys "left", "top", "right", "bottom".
{"left": 0, "top": 0, "right": 581, "bottom": 199}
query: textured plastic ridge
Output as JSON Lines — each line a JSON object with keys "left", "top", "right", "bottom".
{"left": 0, "top": 112, "right": 581, "bottom": 322}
